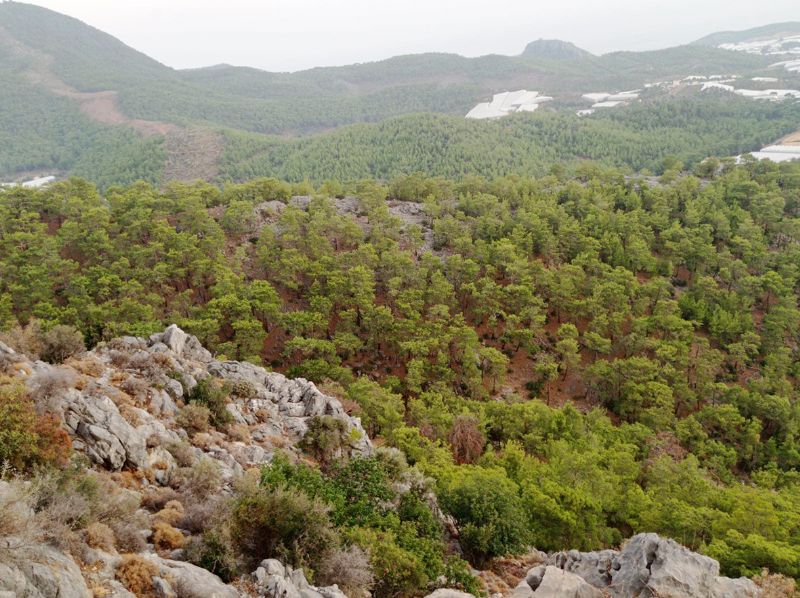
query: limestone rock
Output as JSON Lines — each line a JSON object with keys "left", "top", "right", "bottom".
{"left": 154, "top": 558, "right": 239, "bottom": 598}
{"left": 0, "top": 544, "right": 92, "bottom": 598}
{"left": 163, "top": 324, "right": 188, "bottom": 356}
{"left": 64, "top": 391, "right": 147, "bottom": 470}
{"left": 523, "top": 565, "right": 605, "bottom": 597}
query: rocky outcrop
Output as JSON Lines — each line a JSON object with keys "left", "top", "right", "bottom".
{"left": 14, "top": 325, "right": 372, "bottom": 480}
{"left": 0, "top": 544, "right": 92, "bottom": 598}
{"left": 252, "top": 559, "right": 347, "bottom": 598}
{"left": 430, "top": 533, "right": 760, "bottom": 598}
{"left": 543, "top": 533, "right": 759, "bottom": 598}
{"left": 517, "top": 565, "right": 606, "bottom": 597}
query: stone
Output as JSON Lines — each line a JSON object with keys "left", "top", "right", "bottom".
{"left": 0, "top": 544, "right": 92, "bottom": 598}
{"left": 155, "top": 558, "right": 238, "bottom": 598}
{"left": 163, "top": 324, "right": 188, "bottom": 355}
{"left": 424, "top": 590, "right": 476, "bottom": 598}
{"left": 524, "top": 565, "right": 605, "bottom": 597}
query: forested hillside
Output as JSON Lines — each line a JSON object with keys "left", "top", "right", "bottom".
{"left": 1, "top": 1, "right": 796, "bottom": 189}
{"left": 219, "top": 97, "right": 800, "bottom": 182}
{"left": 2, "top": 159, "right": 800, "bottom": 591}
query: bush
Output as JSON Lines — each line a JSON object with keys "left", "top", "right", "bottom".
{"left": 231, "top": 485, "right": 338, "bottom": 573}
{"left": 85, "top": 522, "right": 115, "bottom": 551}
{"left": 0, "top": 376, "right": 71, "bottom": 471}
{"left": 176, "top": 404, "right": 211, "bottom": 435}
{"left": 152, "top": 521, "right": 184, "bottom": 551}
{"left": 180, "top": 457, "right": 222, "bottom": 498}
{"left": 166, "top": 440, "right": 196, "bottom": 467}
{"left": 185, "top": 524, "right": 238, "bottom": 582}
{"left": 153, "top": 500, "right": 184, "bottom": 526}
{"left": 26, "top": 367, "right": 75, "bottom": 413}
{"left": 439, "top": 467, "right": 530, "bottom": 562}
{"left": 348, "top": 527, "right": 428, "bottom": 598}
{"left": 448, "top": 415, "right": 485, "bottom": 465}
{"left": 316, "top": 545, "right": 374, "bottom": 596}
{"left": 116, "top": 554, "right": 160, "bottom": 596}
{"left": 300, "top": 415, "right": 349, "bottom": 468}
{"left": 40, "top": 325, "right": 85, "bottom": 364}
{"left": 186, "top": 378, "right": 232, "bottom": 427}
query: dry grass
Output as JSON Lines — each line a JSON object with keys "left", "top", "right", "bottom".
{"left": 151, "top": 521, "right": 184, "bottom": 551}
{"left": 154, "top": 500, "right": 184, "bottom": 526}
{"left": 66, "top": 355, "right": 105, "bottom": 377}
{"left": 116, "top": 554, "right": 160, "bottom": 597}
{"left": 753, "top": 569, "right": 798, "bottom": 597}
{"left": 226, "top": 423, "right": 251, "bottom": 442}
{"left": 84, "top": 522, "right": 116, "bottom": 552}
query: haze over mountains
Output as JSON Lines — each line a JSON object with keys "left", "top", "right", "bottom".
{"left": 1, "top": 1, "right": 799, "bottom": 187}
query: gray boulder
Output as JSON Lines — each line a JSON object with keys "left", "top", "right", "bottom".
{"left": 546, "top": 533, "right": 760, "bottom": 598}
{"left": 154, "top": 558, "right": 239, "bottom": 598}
{"left": 162, "top": 324, "right": 188, "bottom": 356}
{"left": 63, "top": 391, "right": 147, "bottom": 470}
{"left": 0, "top": 544, "right": 92, "bottom": 598}
{"left": 522, "top": 565, "right": 606, "bottom": 597}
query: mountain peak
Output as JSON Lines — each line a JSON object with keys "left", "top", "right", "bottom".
{"left": 520, "top": 38, "right": 593, "bottom": 60}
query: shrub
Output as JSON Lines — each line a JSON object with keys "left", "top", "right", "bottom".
{"left": 26, "top": 367, "right": 76, "bottom": 413}
{"left": 0, "top": 376, "right": 71, "bottom": 471}
{"left": 185, "top": 524, "right": 238, "bottom": 582}
{"left": 111, "top": 520, "right": 148, "bottom": 553}
{"left": 179, "top": 496, "right": 225, "bottom": 534}
{"left": 348, "top": 527, "right": 428, "bottom": 598}
{"left": 186, "top": 378, "right": 232, "bottom": 427}
{"left": 166, "top": 440, "right": 196, "bottom": 467}
{"left": 116, "top": 554, "right": 160, "bottom": 596}
{"left": 154, "top": 500, "right": 184, "bottom": 526}
{"left": 141, "top": 487, "right": 180, "bottom": 512}
{"left": 0, "top": 321, "right": 44, "bottom": 359}
{"left": 448, "top": 415, "right": 485, "bottom": 465}
{"left": 231, "top": 485, "right": 338, "bottom": 572}
{"left": 228, "top": 378, "right": 257, "bottom": 399}
{"left": 226, "top": 423, "right": 251, "bottom": 442}
{"left": 176, "top": 404, "right": 211, "bottom": 435}
{"left": 300, "top": 415, "right": 349, "bottom": 468}
{"left": 40, "top": 325, "right": 85, "bottom": 364}
{"left": 180, "top": 457, "right": 222, "bottom": 498}
{"left": 85, "top": 522, "right": 115, "bottom": 551}
{"left": 439, "top": 467, "right": 530, "bottom": 563}
{"left": 152, "top": 521, "right": 184, "bottom": 551}
{"left": 316, "top": 545, "right": 374, "bottom": 596}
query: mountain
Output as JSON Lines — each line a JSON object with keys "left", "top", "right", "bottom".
{"left": 521, "top": 39, "right": 593, "bottom": 60}
{"left": 0, "top": 1, "right": 797, "bottom": 188}
{"left": 692, "top": 21, "right": 800, "bottom": 47}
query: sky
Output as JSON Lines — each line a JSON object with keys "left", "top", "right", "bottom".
{"left": 23, "top": 0, "right": 800, "bottom": 72}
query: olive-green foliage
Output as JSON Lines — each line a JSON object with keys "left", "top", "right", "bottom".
{"left": 186, "top": 378, "right": 232, "bottom": 427}
{"left": 438, "top": 466, "right": 531, "bottom": 561}
{"left": 2, "top": 160, "right": 800, "bottom": 582}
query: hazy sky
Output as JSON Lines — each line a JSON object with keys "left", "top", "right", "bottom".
{"left": 26, "top": 0, "right": 800, "bottom": 72}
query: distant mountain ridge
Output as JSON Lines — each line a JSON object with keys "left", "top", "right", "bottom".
{"left": 0, "top": 1, "right": 797, "bottom": 187}
{"left": 692, "top": 21, "right": 800, "bottom": 47}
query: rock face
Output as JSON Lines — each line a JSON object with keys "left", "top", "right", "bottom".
{"left": 252, "top": 559, "right": 347, "bottom": 598}
{"left": 545, "top": 533, "right": 760, "bottom": 598}
{"left": 430, "top": 533, "right": 760, "bottom": 598}
{"left": 0, "top": 544, "right": 92, "bottom": 598}
{"left": 27, "top": 325, "right": 372, "bottom": 479}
